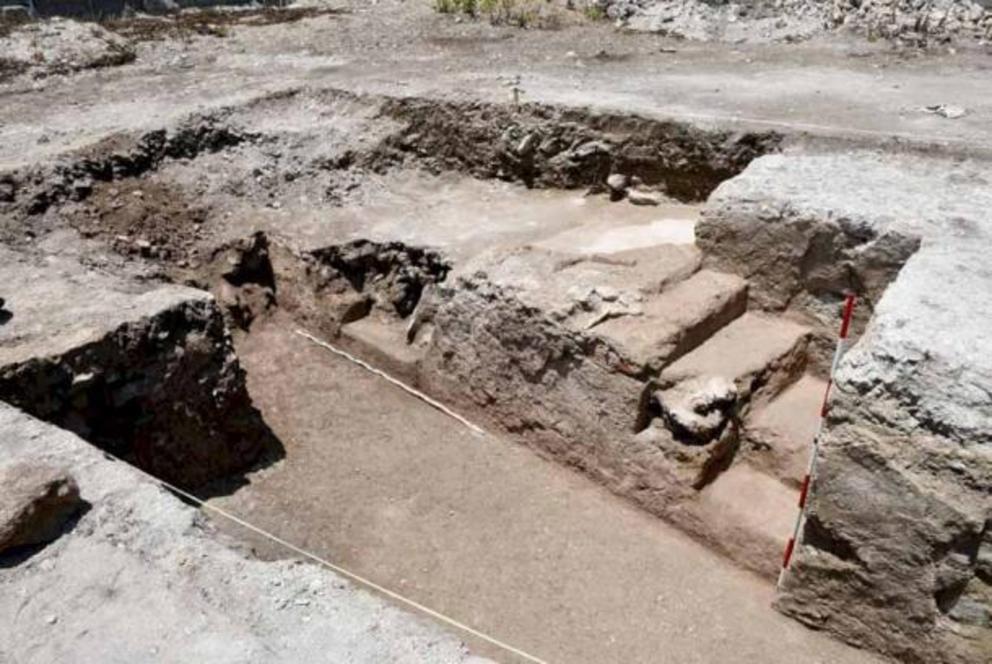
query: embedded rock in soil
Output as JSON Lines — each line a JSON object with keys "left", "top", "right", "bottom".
{"left": 198, "top": 231, "right": 278, "bottom": 331}
{"left": 263, "top": 237, "right": 451, "bottom": 341}
{"left": 374, "top": 96, "right": 781, "bottom": 202}
{"left": 707, "top": 152, "right": 992, "bottom": 663}
{"left": 656, "top": 376, "right": 738, "bottom": 446}
{"left": 606, "top": 172, "right": 630, "bottom": 200}
{"left": 0, "top": 462, "right": 82, "bottom": 554}
{"left": 0, "top": 248, "right": 276, "bottom": 489}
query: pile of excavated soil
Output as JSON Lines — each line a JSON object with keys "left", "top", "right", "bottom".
{"left": 596, "top": 0, "right": 992, "bottom": 43}
{"left": 0, "top": 18, "right": 134, "bottom": 83}
{"left": 602, "top": 0, "right": 830, "bottom": 42}
{"left": 102, "top": 6, "right": 349, "bottom": 43}
{"left": 66, "top": 178, "right": 210, "bottom": 264}
{"left": 831, "top": 0, "right": 992, "bottom": 44}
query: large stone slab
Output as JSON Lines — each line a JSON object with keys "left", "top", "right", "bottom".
{"left": 701, "top": 152, "right": 992, "bottom": 663}
{"left": 697, "top": 151, "right": 990, "bottom": 357}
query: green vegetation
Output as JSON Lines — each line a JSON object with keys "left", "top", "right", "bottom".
{"left": 434, "top": 0, "right": 546, "bottom": 28}
{"left": 583, "top": 4, "right": 607, "bottom": 20}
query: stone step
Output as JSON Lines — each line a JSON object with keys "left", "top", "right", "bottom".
{"left": 339, "top": 314, "right": 428, "bottom": 387}
{"left": 468, "top": 243, "right": 702, "bottom": 334}
{"left": 743, "top": 374, "right": 825, "bottom": 488}
{"left": 686, "top": 462, "right": 799, "bottom": 580}
{"left": 594, "top": 269, "right": 748, "bottom": 375}
{"left": 660, "top": 312, "right": 812, "bottom": 407}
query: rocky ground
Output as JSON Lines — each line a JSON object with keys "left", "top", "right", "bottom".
{"left": 0, "top": 18, "right": 134, "bottom": 83}
{"left": 0, "top": 2, "right": 990, "bottom": 663}
{"left": 599, "top": 0, "right": 992, "bottom": 44}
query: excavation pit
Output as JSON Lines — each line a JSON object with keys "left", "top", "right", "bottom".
{"left": 2, "top": 85, "right": 990, "bottom": 664}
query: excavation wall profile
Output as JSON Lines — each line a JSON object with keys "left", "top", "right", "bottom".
{"left": 700, "top": 152, "right": 992, "bottom": 664}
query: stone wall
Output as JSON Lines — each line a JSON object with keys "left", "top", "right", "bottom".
{"left": 698, "top": 152, "right": 992, "bottom": 663}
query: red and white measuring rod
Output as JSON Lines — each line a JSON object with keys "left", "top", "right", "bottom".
{"left": 778, "top": 293, "right": 857, "bottom": 588}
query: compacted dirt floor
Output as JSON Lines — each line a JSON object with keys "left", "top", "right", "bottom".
{"left": 208, "top": 318, "right": 881, "bottom": 664}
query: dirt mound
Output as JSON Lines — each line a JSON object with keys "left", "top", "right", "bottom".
{"left": 67, "top": 178, "right": 210, "bottom": 264}
{"left": 102, "top": 6, "right": 349, "bottom": 43}
{"left": 0, "top": 18, "right": 134, "bottom": 83}
{"left": 611, "top": 0, "right": 830, "bottom": 43}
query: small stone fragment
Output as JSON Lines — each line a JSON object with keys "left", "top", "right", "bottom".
{"left": 627, "top": 189, "right": 662, "bottom": 206}
{"left": 0, "top": 463, "right": 82, "bottom": 554}
{"left": 657, "top": 377, "right": 738, "bottom": 445}
{"left": 607, "top": 173, "right": 629, "bottom": 192}
{"left": 923, "top": 104, "right": 967, "bottom": 119}
{"left": 606, "top": 173, "right": 629, "bottom": 201}
{"left": 516, "top": 133, "right": 538, "bottom": 157}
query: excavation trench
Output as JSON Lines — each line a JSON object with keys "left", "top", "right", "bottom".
{"left": 189, "top": 164, "right": 915, "bottom": 664}
{"left": 0, "top": 92, "right": 922, "bottom": 664}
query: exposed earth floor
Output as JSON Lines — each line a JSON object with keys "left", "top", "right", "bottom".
{"left": 209, "top": 318, "right": 879, "bottom": 664}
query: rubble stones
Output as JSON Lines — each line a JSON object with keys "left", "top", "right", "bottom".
{"left": 0, "top": 19, "right": 135, "bottom": 81}
{"left": 603, "top": 0, "right": 991, "bottom": 43}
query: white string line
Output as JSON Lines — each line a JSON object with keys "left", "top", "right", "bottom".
{"left": 99, "top": 453, "right": 549, "bottom": 664}
{"left": 294, "top": 329, "right": 486, "bottom": 436}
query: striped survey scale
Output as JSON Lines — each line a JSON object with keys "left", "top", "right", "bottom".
{"left": 778, "top": 292, "right": 857, "bottom": 587}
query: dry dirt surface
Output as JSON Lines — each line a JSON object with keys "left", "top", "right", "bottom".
{"left": 102, "top": 5, "right": 350, "bottom": 43}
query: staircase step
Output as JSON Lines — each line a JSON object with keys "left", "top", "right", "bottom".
{"left": 594, "top": 270, "right": 748, "bottom": 374}
{"left": 476, "top": 244, "right": 703, "bottom": 333}
{"left": 660, "top": 312, "right": 811, "bottom": 406}
{"left": 339, "top": 315, "right": 427, "bottom": 386}
{"left": 688, "top": 462, "right": 799, "bottom": 579}
{"left": 744, "top": 374, "right": 825, "bottom": 487}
